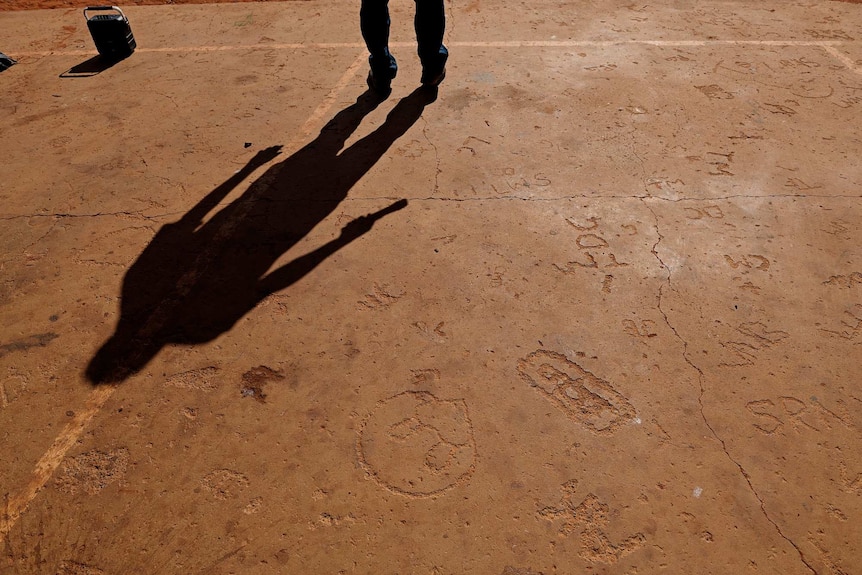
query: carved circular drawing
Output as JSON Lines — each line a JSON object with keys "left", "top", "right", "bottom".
{"left": 357, "top": 391, "right": 477, "bottom": 497}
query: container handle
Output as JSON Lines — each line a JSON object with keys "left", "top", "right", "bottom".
{"left": 84, "top": 6, "right": 126, "bottom": 20}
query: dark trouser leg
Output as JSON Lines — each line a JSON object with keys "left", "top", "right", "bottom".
{"left": 414, "top": 0, "right": 447, "bottom": 72}
{"left": 360, "top": 0, "right": 398, "bottom": 78}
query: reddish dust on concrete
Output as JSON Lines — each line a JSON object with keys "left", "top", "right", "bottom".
{"left": 1, "top": 0, "right": 288, "bottom": 11}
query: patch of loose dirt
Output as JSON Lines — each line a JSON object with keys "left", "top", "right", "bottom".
{"left": 54, "top": 448, "right": 130, "bottom": 495}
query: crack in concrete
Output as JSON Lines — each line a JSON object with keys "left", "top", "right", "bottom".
{"left": 1, "top": 193, "right": 858, "bottom": 222}
{"left": 420, "top": 116, "right": 442, "bottom": 196}
{"left": 0, "top": 211, "right": 167, "bottom": 223}
{"left": 21, "top": 221, "right": 59, "bottom": 254}
{"left": 446, "top": 0, "right": 458, "bottom": 41}
{"left": 154, "top": 91, "right": 180, "bottom": 110}
{"left": 350, "top": 193, "right": 862, "bottom": 203}
{"left": 73, "top": 258, "right": 128, "bottom": 268}
{"left": 640, "top": 197, "right": 817, "bottom": 575}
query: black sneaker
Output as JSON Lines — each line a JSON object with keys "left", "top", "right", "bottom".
{"left": 420, "top": 66, "right": 446, "bottom": 88}
{"left": 367, "top": 69, "right": 393, "bottom": 98}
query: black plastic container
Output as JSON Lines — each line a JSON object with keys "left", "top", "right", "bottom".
{"left": 0, "top": 51, "right": 17, "bottom": 73}
{"left": 84, "top": 6, "right": 136, "bottom": 60}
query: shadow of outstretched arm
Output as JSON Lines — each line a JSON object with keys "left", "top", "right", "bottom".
{"left": 181, "top": 145, "right": 284, "bottom": 226}
{"left": 257, "top": 199, "right": 408, "bottom": 298}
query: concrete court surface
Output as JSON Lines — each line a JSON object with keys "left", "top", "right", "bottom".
{"left": 1, "top": 0, "right": 862, "bottom": 573}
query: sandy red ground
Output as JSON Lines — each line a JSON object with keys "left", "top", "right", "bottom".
{"left": 2, "top": 0, "right": 860, "bottom": 11}
{"left": 1, "top": 0, "right": 292, "bottom": 11}
{"left": 3, "top": 0, "right": 861, "bottom": 10}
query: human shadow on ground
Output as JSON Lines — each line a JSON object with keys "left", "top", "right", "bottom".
{"left": 86, "top": 87, "right": 438, "bottom": 384}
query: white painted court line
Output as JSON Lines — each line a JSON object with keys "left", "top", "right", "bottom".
{"left": 13, "top": 38, "right": 851, "bottom": 58}
{"left": 290, "top": 50, "right": 367, "bottom": 149}
{"left": 1, "top": 384, "right": 117, "bottom": 539}
{"left": 0, "top": 50, "right": 367, "bottom": 545}
{"left": 453, "top": 40, "right": 848, "bottom": 47}
{"left": 822, "top": 45, "right": 862, "bottom": 75}
{"left": 15, "top": 39, "right": 860, "bottom": 74}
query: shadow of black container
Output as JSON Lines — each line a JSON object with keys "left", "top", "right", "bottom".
{"left": 61, "top": 6, "right": 136, "bottom": 77}
{"left": 85, "top": 6, "right": 136, "bottom": 60}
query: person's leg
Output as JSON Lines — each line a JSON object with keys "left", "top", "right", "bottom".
{"left": 414, "top": 0, "right": 447, "bottom": 85}
{"left": 361, "top": 0, "right": 398, "bottom": 94}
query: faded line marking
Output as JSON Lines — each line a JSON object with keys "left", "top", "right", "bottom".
{"left": 0, "top": 53, "right": 365, "bottom": 545}
{"left": 1, "top": 384, "right": 117, "bottom": 538}
{"left": 12, "top": 39, "right": 847, "bottom": 58}
{"left": 453, "top": 40, "right": 846, "bottom": 47}
{"left": 822, "top": 45, "right": 861, "bottom": 74}
{"left": 16, "top": 43, "right": 366, "bottom": 57}
{"left": 290, "top": 50, "right": 366, "bottom": 148}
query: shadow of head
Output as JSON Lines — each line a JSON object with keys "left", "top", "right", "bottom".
{"left": 85, "top": 334, "right": 160, "bottom": 384}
